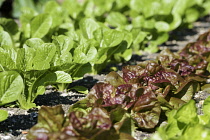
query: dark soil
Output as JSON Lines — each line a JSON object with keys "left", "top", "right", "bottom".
{"left": 0, "top": 15, "right": 210, "bottom": 140}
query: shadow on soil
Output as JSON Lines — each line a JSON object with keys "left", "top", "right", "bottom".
{"left": 0, "top": 112, "right": 38, "bottom": 136}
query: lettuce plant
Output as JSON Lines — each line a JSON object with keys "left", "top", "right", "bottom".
{"left": 0, "top": 35, "right": 73, "bottom": 109}
{"left": 27, "top": 105, "right": 136, "bottom": 140}
{"left": 151, "top": 96, "right": 210, "bottom": 140}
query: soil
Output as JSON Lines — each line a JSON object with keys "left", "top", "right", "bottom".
{"left": 0, "top": 15, "right": 210, "bottom": 140}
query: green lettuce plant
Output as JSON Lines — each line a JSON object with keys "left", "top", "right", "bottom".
{"left": 151, "top": 96, "right": 210, "bottom": 140}
{"left": 0, "top": 34, "right": 73, "bottom": 109}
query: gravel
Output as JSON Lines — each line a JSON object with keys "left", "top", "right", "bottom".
{"left": 0, "top": 15, "right": 210, "bottom": 140}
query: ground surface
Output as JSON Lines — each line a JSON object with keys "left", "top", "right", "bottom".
{"left": 0, "top": 15, "right": 210, "bottom": 140}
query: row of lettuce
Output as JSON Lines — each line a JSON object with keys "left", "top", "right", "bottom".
{"left": 27, "top": 97, "right": 210, "bottom": 140}
{"left": 26, "top": 30, "right": 210, "bottom": 139}
{"left": 10, "top": 0, "right": 210, "bottom": 53}
{"left": 0, "top": 0, "right": 210, "bottom": 110}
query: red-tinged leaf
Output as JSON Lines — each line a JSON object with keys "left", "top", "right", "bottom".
{"left": 145, "top": 62, "right": 163, "bottom": 75}
{"left": 89, "top": 83, "right": 122, "bottom": 107}
{"left": 89, "top": 82, "right": 144, "bottom": 109}
{"left": 122, "top": 65, "right": 145, "bottom": 83}
{"left": 145, "top": 70, "right": 183, "bottom": 89}
{"left": 131, "top": 89, "right": 161, "bottom": 129}
{"left": 169, "top": 59, "right": 195, "bottom": 76}
{"left": 157, "top": 48, "right": 180, "bottom": 66}
{"left": 67, "top": 107, "right": 112, "bottom": 138}
{"left": 116, "top": 84, "right": 143, "bottom": 102}
{"left": 179, "top": 41, "right": 210, "bottom": 61}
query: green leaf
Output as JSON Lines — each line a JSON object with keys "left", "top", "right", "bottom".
{"left": 122, "top": 48, "right": 133, "bottom": 61}
{"left": 159, "top": 0, "right": 176, "bottom": 15}
{"left": 92, "top": 47, "right": 109, "bottom": 64}
{"left": 132, "top": 16, "right": 145, "bottom": 28}
{"left": 0, "top": 71, "right": 24, "bottom": 105}
{"left": 92, "top": 0, "right": 114, "bottom": 16}
{"left": 70, "top": 63, "right": 92, "bottom": 80}
{"left": 54, "top": 71, "right": 72, "bottom": 83}
{"left": 31, "top": 13, "right": 52, "bottom": 38}
{"left": 62, "top": 0, "right": 83, "bottom": 19}
{"left": 172, "top": 0, "right": 190, "bottom": 16}
{"left": 12, "top": 0, "right": 37, "bottom": 18}
{"left": 70, "top": 86, "right": 89, "bottom": 94}
{"left": 79, "top": 18, "right": 100, "bottom": 39}
{"left": 16, "top": 48, "right": 30, "bottom": 71}
{"left": 52, "top": 35, "right": 74, "bottom": 65}
{"left": 17, "top": 92, "right": 36, "bottom": 110}
{"left": 144, "top": 42, "right": 159, "bottom": 53}
{"left": 185, "top": 8, "right": 200, "bottom": 23}
{"left": 0, "top": 18, "right": 18, "bottom": 35}
{"left": 25, "top": 38, "right": 44, "bottom": 48}
{"left": 203, "top": 96, "right": 210, "bottom": 116}
{"left": 0, "top": 110, "right": 8, "bottom": 122}
{"left": 181, "top": 124, "right": 210, "bottom": 140}
{"left": 106, "top": 12, "right": 127, "bottom": 27}
{"left": 162, "top": 110, "right": 182, "bottom": 138}
{"left": 174, "top": 100, "right": 198, "bottom": 124}
{"left": 132, "top": 29, "right": 148, "bottom": 49}
{"left": 155, "top": 21, "right": 170, "bottom": 32}
{"left": 154, "top": 32, "right": 169, "bottom": 45}
{"left": 0, "top": 48, "right": 16, "bottom": 70}
{"left": 129, "top": 0, "right": 143, "bottom": 13}
{"left": 115, "top": 0, "right": 130, "bottom": 9}
{"left": 73, "top": 43, "right": 97, "bottom": 64}
{"left": 176, "top": 82, "right": 199, "bottom": 102}
{"left": 130, "top": 0, "right": 160, "bottom": 18}
{"left": 198, "top": 115, "right": 210, "bottom": 125}
{"left": 20, "top": 7, "right": 37, "bottom": 39}
{"left": 23, "top": 41, "right": 56, "bottom": 70}
{"left": 0, "top": 30, "right": 13, "bottom": 48}
{"left": 103, "top": 30, "right": 124, "bottom": 47}
{"left": 30, "top": 71, "right": 72, "bottom": 102}
{"left": 169, "top": 13, "right": 182, "bottom": 30}
{"left": 43, "top": 1, "right": 64, "bottom": 28}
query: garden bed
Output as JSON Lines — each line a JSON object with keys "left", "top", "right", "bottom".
{"left": 0, "top": 15, "right": 210, "bottom": 140}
